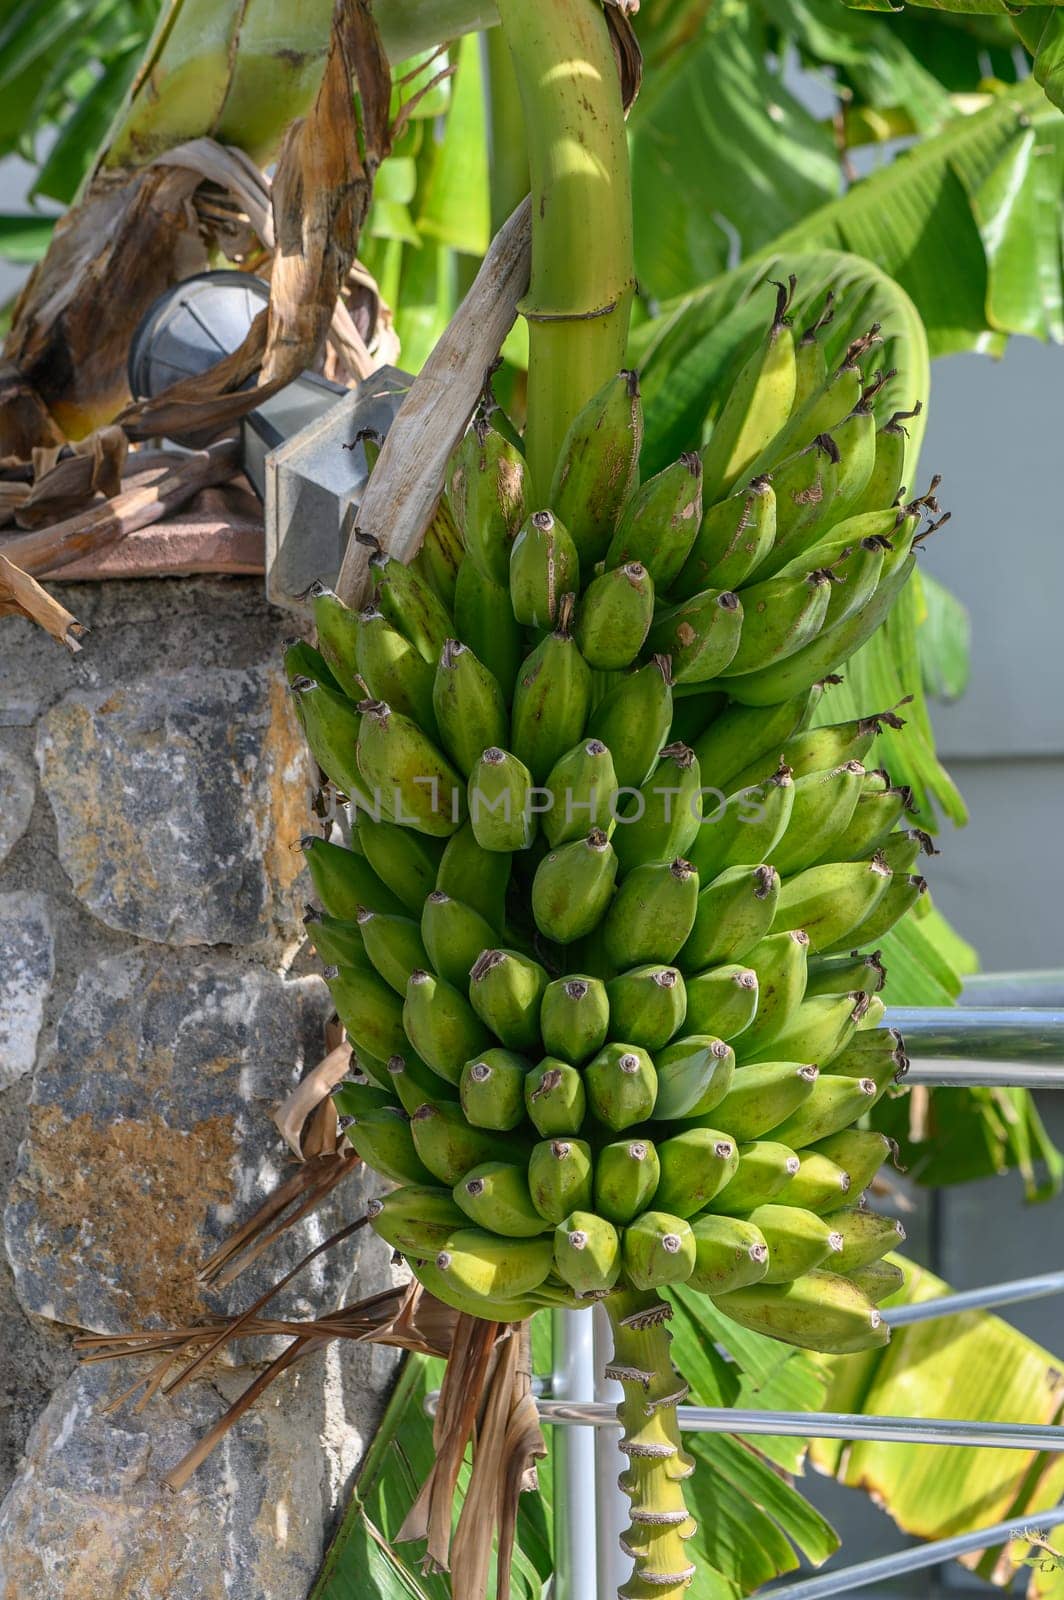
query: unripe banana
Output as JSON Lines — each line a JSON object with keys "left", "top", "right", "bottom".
{"left": 828, "top": 772, "right": 914, "bottom": 862}
{"left": 436, "top": 820, "right": 510, "bottom": 927}
{"left": 540, "top": 975, "right": 610, "bottom": 1063}
{"left": 525, "top": 1059, "right": 587, "bottom": 1136}
{"left": 791, "top": 295, "right": 834, "bottom": 411}
{"left": 759, "top": 436, "right": 842, "bottom": 572}
{"left": 649, "top": 587, "right": 745, "bottom": 686}
{"left": 366, "top": 543, "right": 453, "bottom": 666}
{"left": 688, "top": 1214, "right": 770, "bottom": 1295}
{"left": 877, "top": 827, "right": 935, "bottom": 876}
{"left": 548, "top": 369, "right": 643, "bottom": 565}
{"left": 740, "top": 929, "right": 810, "bottom": 1054}
{"left": 820, "top": 537, "right": 889, "bottom": 630}
{"left": 454, "top": 1162, "right": 548, "bottom": 1238}
{"left": 673, "top": 477, "right": 776, "bottom": 599}
{"left": 746, "top": 327, "right": 878, "bottom": 478}
{"left": 622, "top": 1211, "right": 697, "bottom": 1290}
{"left": 353, "top": 606, "right": 438, "bottom": 734}
{"left": 510, "top": 509, "right": 581, "bottom": 629}
{"left": 828, "top": 872, "right": 926, "bottom": 951}
{"left": 409, "top": 1102, "right": 503, "bottom": 1184}
{"left": 432, "top": 640, "right": 507, "bottom": 778}
{"left": 680, "top": 864, "right": 779, "bottom": 971}
{"left": 772, "top": 855, "right": 893, "bottom": 953}
{"left": 822, "top": 1208, "right": 906, "bottom": 1272}
{"left": 386, "top": 1050, "right": 460, "bottom": 1114}
{"left": 468, "top": 948, "right": 549, "bottom": 1051}
{"left": 575, "top": 562, "right": 655, "bottom": 670}
{"left": 290, "top": 679, "right": 370, "bottom": 806}
{"left": 611, "top": 742, "right": 702, "bottom": 873}
{"left": 511, "top": 595, "right": 593, "bottom": 783}
{"left": 652, "top": 1035, "right": 735, "bottom": 1119}
{"left": 706, "top": 1141, "right": 800, "bottom": 1214}
{"left": 410, "top": 1260, "right": 550, "bottom": 1321}
{"left": 309, "top": 584, "right": 362, "bottom": 698}
{"left": 741, "top": 991, "right": 867, "bottom": 1068}
{"left": 857, "top": 994, "right": 886, "bottom": 1030}
{"left": 848, "top": 1257, "right": 905, "bottom": 1305}
{"left": 705, "top": 1061, "right": 819, "bottom": 1141}
{"left": 356, "top": 908, "right": 429, "bottom": 995}
{"left": 701, "top": 280, "right": 797, "bottom": 501}
{"left": 811, "top": 1128, "right": 893, "bottom": 1193}
{"left": 449, "top": 416, "right": 527, "bottom": 587}
{"left": 326, "top": 964, "right": 406, "bottom": 1061}
{"left": 303, "top": 907, "right": 369, "bottom": 970}
{"left": 828, "top": 1028, "right": 907, "bottom": 1089}
{"left": 781, "top": 708, "right": 907, "bottom": 781}
{"left": 768, "top": 1073, "right": 879, "bottom": 1148}
{"left": 412, "top": 496, "right": 464, "bottom": 610}
{"left": 543, "top": 739, "right": 618, "bottom": 847}
{"left": 654, "top": 1128, "right": 739, "bottom": 1217}
{"left": 683, "top": 964, "right": 759, "bottom": 1041}
{"left": 459, "top": 1048, "right": 530, "bottom": 1131}
{"left": 554, "top": 1211, "right": 623, "bottom": 1296}
{"left": 347, "top": 1104, "right": 434, "bottom": 1185}
{"left": 805, "top": 950, "right": 887, "bottom": 999}
{"left": 333, "top": 1082, "right": 397, "bottom": 1119}
{"left": 851, "top": 404, "right": 921, "bottom": 516}
{"left": 691, "top": 689, "right": 818, "bottom": 795}
{"left": 606, "top": 451, "right": 703, "bottom": 587}
{"left": 712, "top": 1268, "right": 889, "bottom": 1354}
{"left": 774, "top": 1149, "right": 853, "bottom": 1214}
{"left": 433, "top": 1228, "right": 554, "bottom": 1299}
{"left": 367, "top": 1184, "right": 466, "bottom": 1254}
{"left": 356, "top": 700, "right": 465, "bottom": 837}
{"left": 826, "top": 401, "right": 878, "bottom": 520}
{"left": 357, "top": 816, "right": 442, "bottom": 914}
{"left": 604, "top": 858, "right": 699, "bottom": 967}
{"left": 586, "top": 654, "right": 673, "bottom": 791}
{"left": 528, "top": 1137, "right": 594, "bottom": 1223}
{"left": 468, "top": 746, "right": 534, "bottom": 852}
{"left": 717, "top": 568, "right": 834, "bottom": 679}
{"left": 742, "top": 1203, "right": 844, "bottom": 1284}
{"left": 606, "top": 965, "right": 688, "bottom": 1050}
{"left": 533, "top": 829, "right": 618, "bottom": 944}
{"left": 685, "top": 765, "right": 794, "bottom": 882}
{"left": 284, "top": 637, "right": 342, "bottom": 696}
{"left": 403, "top": 968, "right": 491, "bottom": 1084}
{"left": 593, "top": 1138, "right": 661, "bottom": 1225}
{"left": 454, "top": 558, "right": 522, "bottom": 702}
{"left": 770, "top": 763, "right": 865, "bottom": 877}
{"left": 421, "top": 891, "right": 497, "bottom": 991}
{"left": 585, "top": 1042, "right": 658, "bottom": 1131}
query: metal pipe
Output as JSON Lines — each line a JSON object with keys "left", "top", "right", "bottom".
{"left": 887, "top": 1269, "right": 1064, "bottom": 1327}
{"left": 905, "top": 1059, "right": 1064, "bottom": 1088}
{"left": 886, "top": 1006, "right": 1064, "bottom": 1062}
{"left": 528, "top": 1402, "right": 1064, "bottom": 1451}
{"left": 763, "top": 1502, "right": 1064, "bottom": 1599}
{"left": 960, "top": 970, "right": 1064, "bottom": 1009}
{"left": 592, "top": 1303, "right": 629, "bottom": 1600}
{"left": 550, "top": 1309, "right": 599, "bottom": 1600}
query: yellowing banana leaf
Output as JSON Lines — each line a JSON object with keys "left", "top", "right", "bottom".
{"left": 811, "top": 1257, "right": 1064, "bottom": 1594}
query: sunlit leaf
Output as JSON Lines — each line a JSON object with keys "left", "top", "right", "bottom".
{"left": 918, "top": 568, "right": 971, "bottom": 701}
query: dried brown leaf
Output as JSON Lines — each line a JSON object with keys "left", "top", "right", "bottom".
{"left": 17, "top": 426, "right": 129, "bottom": 528}
{"left": 0, "top": 554, "right": 86, "bottom": 650}
{"left": 272, "top": 1040, "right": 351, "bottom": 1159}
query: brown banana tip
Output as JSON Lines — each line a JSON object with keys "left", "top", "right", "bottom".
{"left": 719, "top": 590, "right": 741, "bottom": 610}
{"left": 366, "top": 1198, "right": 383, "bottom": 1217}
{"left": 482, "top": 746, "right": 506, "bottom": 765}
{"left": 409, "top": 968, "right": 431, "bottom": 985}
{"left": 556, "top": 592, "right": 577, "bottom": 635}
{"left": 568, "top": 1230, "right": 589, "bottom": 1250}
{"left": 621, "top": 368, "right": 640, "bottom": 398}
{"left": 471, "top": 949, "right": 505, "bottom": 981}
{"left": 586, "top": 739, "right": 608, "bottom": 755}
{"left": 737, "top": 971, "right": 757, "bottom": 991}
{"left": 469, "top": 1062, "right": 491, "bottom": 1082}
{"left": 322, "top": 964, "right": 340, "bottom": 980}
{"left": 661, "top": 1234, "right": 683, "bottom": 1254}
{"left": 619, "top": 1054, "right": 641, "bottom": 1074}
{"left": 355, "top": 528, "right": 381, "bottom": 552}
{"left": 532, "top": 509, "right": 555, "bottom": 531}
{"left": 302, "top": 905, "right": 321, "bottom": 925}
{"left": 670, "top": 858, "right": 696, "bottom": 880}
{"left": 587, "top": 828, "right": 611, "bottom": 851}
{"left": 651, "top": 652, "right": 674, "bottom": 685}
{"left": 660, "top": 740, "right": 696, "bottom": 768}
{"left": 814, "top": 432, "right": 842, "bottom": 464}
{"left": 754, "top": 865, "right": 778, "bottom": 898}
{"left": 288, "top": 675, "right": 316, "bottom": 694}
{"left": 412, "top": 1102, "right": 437, "bottom": 1121}
{"left": 712, "top": 1041, "right": 729, "bottom": 1058}
{"left": 466, "top": 1179, "right": 485, "bottom": 1196}
{"left": 551, "top": 1141, "right": 572, "bottom": 1159}
{"left": 629, "top": 1143, "right": 648, "bottom": 1160}
{"left": 427, "top": 889, "right": 450, "bottom": 905}
{"left": 386, "top": 1056, "right": 405, "bottom": 1073}
{"left": 680, "top": 450, "right": 701, "bottom": 475}
{"left": 565, "top": 980, "right": 590, "bottom": 1000}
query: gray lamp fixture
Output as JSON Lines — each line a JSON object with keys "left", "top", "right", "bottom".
{"left": 127, "top": 269, "right": 413, "bottom": 610}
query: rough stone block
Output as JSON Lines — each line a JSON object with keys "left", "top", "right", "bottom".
{"left": 0, "top": 749, "right": 34, "bottom": 865}
{"left": 0, "top": 892, "right": 53, "bottom": 1089}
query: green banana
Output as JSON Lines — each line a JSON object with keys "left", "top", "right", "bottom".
{"left": 683, "top": 964, "right": 759, "bottom": 1041}
{"left": 768, "top": 1074, "right": 880, "bottom": 1148}
{"left": 826, "top": 399, "right": 877, "bottom": 520}
{"left": 510, "top": 509, "right": 580, "bottom": 629}
{"left": 449, "top": 416, "right": 527, "bottom": 587}
{"left": 533, "top": 829, "right": 618, "bottom": 944}
{"left": 780, "top": 708, "right": 908, "bottom": 780}
{"left": 746, "top": 326, "right": 879, "bottom": 478}
{"left": 586, "top": 654, "right": 673, "bottom": 791}
{"left": 680, "top": 864, "right": 779, "bottom": 972}
{"left": 433, "top": 1228, "right": 554, "bottom": 1299}
{"left": 326, "top": 964, "right": 406, "bottom": 1061}
{"left": 309, "top": 584, "right": 362, "bottom": 698}
{"left": 692, "top": 688, "right": 819, "bottom": 794}
{"left": 409, "top": 1260, "right": 549, "bottom": 1321}
{"left": 284, "top": 637, "right": 343, "bottom": 696}
{"left": 622, "top": 1211, "right": 697, "bottom": 1290}
{"left": 606, "top": 451, "right": 703, "bottom": 587}
{"left": 828, "top": 772, "right": 914, "bottom": 862}
{"left": 356, "top": 908, "right": 429, "bottom": 995}
{"left": 366, "top": 541, "right": 453, "bottom": 666}
{"left": 712, "top": 1268, "right": 889, "bottom": 1354}
{"left": 290, "top": 679, "right": 369, "bottom": 806}
{"left": 347, "top": 1104, "right": 434, "bottom": 1186}
{"left": 652, "top": 1036, "right": 735, "bottom": 1120}
{"left": 877, "top": 827, "right": 936, "bottom": 876}
{"left": 686, "top": 764, "right": 794, "bottom": 882}
{"left": 511, "top": 594, "right": 593, "bottom": 783}
{"left": 436, "top": 820, "right": 510, "bottom": 927}
{"left": 741, "top": 991, "right": 867, "bottom": 1069}
{"left": 706, "top": 1140, "right": 800, "bottom": 1214}
{"left": 303, "top": 907, "right": 369, "bottom": 970}
{"left": 825, "top": 871, "right": 926, "bottom": 953}
{"left": 468, "top": 948, "right": 549, "bottom": 1051}
{"left": 468, "top": 746, "right": 534, "bottom": 852}
{"left": 548, "top": 369, "right": 643, "bottom": 564}
{"left": 687, "top": 1213, "right": 770, "bottom": 1295}
{"left": 367, "top": 1185, "right": 466, "bottom": 1254}
{"left": 453, "top": 558, "right": 522, "bottom": 702}
{"left": 772, "top": 855, "right": 893, "bottom": 952}
{"left": 851, "top": 404, "right": 921, "bottom": 516}
{"left": 704, "top": 1061, "right": 819, "bottom": 1141}
{"left": 554, "top": 1212, "right": 623, "bottom": 1296}
{"left": 357, "top": 817, "right": 442, "bottom": 915}
{"left": 848, "top": 1257, "right": 906, "bottom": 1305}
{"left": 811, "top": 1127, "right": 893, "bottom": 1193}
{"left": 543, "top": 739, "right": 618, "bottom": 847}
{"left": 742, "top": 1203, "right": 844, "bottom": 1284}
{"left": 333, "top": 1082, "right": 397, "bottom": 1119}
{"left": 540, "top": 975, "right": 611, "bottom": 1064}
{"left": 353, "top": 605, "right": 437, "bottom": 733}
{"left": 524, "top": 1058, "right": 587, "bottom": 1136}
{"left": 604, "top": 858, "right": 699, "bottom": 967}
{"left": 432, "top": 639, "right": 507, "bottom": 778}
{"left": 385, "top": 1050, "right": 460, "bottom": 1114}
{"left": 828, "top": 1027, "right": 908, "bottom": 1086}
{"left": 606, "top": 965, "right": 688, "bottom": 1050}
{"left": 791, "top": 293, "right": 834, "bottom": 411}
{"left": 701, "top": 279, "right": 797, "bottom": 501}
{"left": 421, "top": 891, "right": 496, "bottom": 991}
{"left": 805, "top": 950, "right": 887, "bottom": 999}
{"left": 454, "top": 1162, "right": 548, "bottom": 1238}
{"left": 654, "top": 1127, "right": 740, "bottom": 1217}
{"left": 594, "top": 1138, "right": 662, "bottom": 1225}
{"left": 459, "top": 1048, "right": 531, "bottom": 1132}
{"left": 611, "top": 742, "right": 702, "bottom": 873}
{"left": 673, "top": 477, "right": 776, "bottom": 599}
{"left": 717, "top": 568, "right": 834, "bottom": 679}
{"left": 409, "top": 1102, "right": 503, "bottom": 1184}
{"left": 528, "top": 1137, "right": 594, "bottom": 1223}
{"left": 774, "top": 1149, "right": 853, "bottom": 1215}
{"left": 822, "top": 1208, "right": 906, "bottom": 1272}
{"left": 575, "top": 562, "right": 655, "bottom": 670}
{"left": 585, "top": 1042, "right": 658, "bottom": 1131}
{"left": 740, "top": 930, "right": 810, "bottom": 1054}
{"left": 758, "top": 435, "right": 842, "bottom": 572}
{"left": 770, "top": 763, "right": 865, "bottom": 876}
{"left": 356, "top": 700, "right": 465, "bottom": 837}
{"left": 647, "top": 588, "right": 744, "bottom": 685}
{"left": 403, "top": 968, "right": 491, "bottom": 1084}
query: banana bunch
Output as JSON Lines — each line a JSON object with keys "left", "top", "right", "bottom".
{"left": 290, "top": 281, "right": 936, "bottom": 1361}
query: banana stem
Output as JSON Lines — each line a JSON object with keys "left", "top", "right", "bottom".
{"left": 494, "top": 0, "right": 635, "bottom": 496}
{"left": 604, "top": 1288, "right": 697, "bottom": 1600}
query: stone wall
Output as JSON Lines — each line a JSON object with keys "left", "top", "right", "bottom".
{"left": 0, "top": 577, "right": 397, "bottom": 1599}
